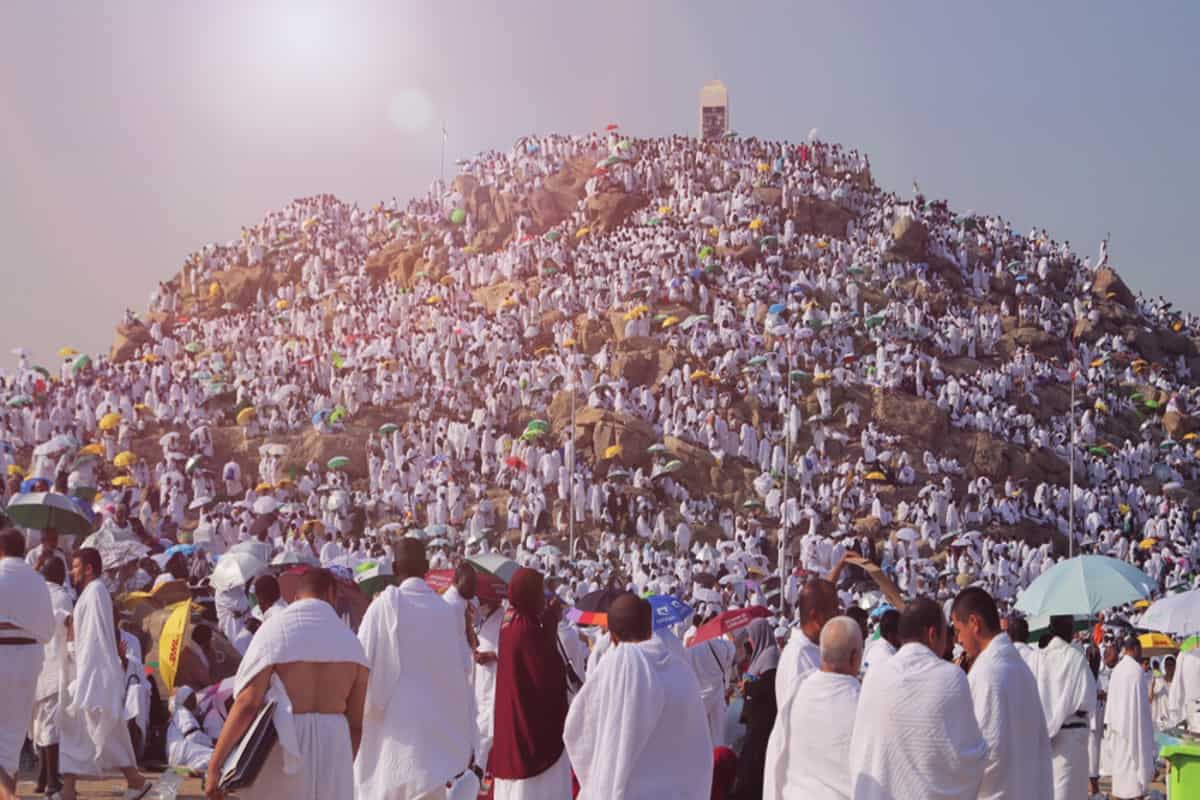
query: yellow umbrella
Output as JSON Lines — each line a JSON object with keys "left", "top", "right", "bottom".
{"left": 275, "top": 479, "right": 294, "bottom": 490}
{"left": 134, "top": 403, "right": 151, "bottom": 413}
{"left": 813, "top": 372, "right": 832, "bottom": 383}
{"left": 865, "top": 471, "right": 888, "bottom": 482}
{"left": 657, "top": 205, "right": 672, "bottom": 215}
{"left": 575, "top": 227, "right": 590, "bottom": 238}
{"left": 756, "top": 161, "right": 769, "bottom": 173}
{"left": 236, "top": 407, "right": 256, "bottom": 426}
{"left": 275, "top": 299, "right": 290, "bottom": 310}
{"left": 159, "top": 601, "right": 193, "bottom": 692}
{"left": 815, "top": 239, "right": 829, "bottom": 249}
{"left": 1118, "top": 503, "right": 1131, "bottom": 515}
{"left": 57, "top": 347, "right": 79, "bottom": 358}
{"left": 1183, "top": 432, "right": 1199, "bottom": 442}
{"left": 111, "top": 476, "right": 136, "bottom": 488}
{"left": 1138, "top": 632, "right": 1177, "bottom": 656}
{"left": 439, "top": 275, "right": 455, "bottom": 287}
{"left": 748, "top": 218, "right": 764, "bottom": 231}
{"left": 563, "top": 338, "right": 577, "bottom": 348}
{"left": 604, "top": 445, "right": 624, "bottom": 460}
{"left": 142, "top": 353, "right": 159, "bottom": 364}
{"left": 1093, "top": 400, "right": 1108, "bottom": 413}
{"left": 99, "top": 412, "right": 122, "bottom": 431}
{"left": 208, "top": 281, "right": 222, "bottom": 299}
{"left": 662, "top": 316, "right": 680, "bottom": 329}
{"left": 1090, "top": 358, "right": 1106, "bottom": 368}
{"left": 709, "top": 226, "right": 720, "bottom": 239}
{"left": 6, "top": 465, "right": 25, "bottom": 477}
{"left": 425, "top": 295, "right": 442, "bottom": 305}
{"left": 1133, "top": 599, "right": 1151, "bottom": 610}
{"left": 113, "top": 451, "right": 138, "bottom": 469}
{"left": 80, "top": 443, "right": 104, "bottom": 457}
{"left": 623, "top": 305, "right": 650, "bottom": 321}
{"left": 690, "top": 370, "right": 711, "bottom": 381}
{"left": 1139, "top": 537, "right": 1158, "bottom": 550}
{"left": 255, "top": 482, "right": 274, "bottom": 493}
{"left": 301, "top": 216, "right": 318, "bottom": 231}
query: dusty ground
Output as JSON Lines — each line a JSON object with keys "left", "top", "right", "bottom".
{"left": 16, "top": 771, "right": 204, "bottom": 798}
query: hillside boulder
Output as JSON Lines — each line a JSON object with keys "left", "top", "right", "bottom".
{"left": 871, "top": 389, "right": 948, "bottom": 447}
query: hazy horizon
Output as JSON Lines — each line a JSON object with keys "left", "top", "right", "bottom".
{"left": 3, "top": 1, "right": 1198, "bottom": 367}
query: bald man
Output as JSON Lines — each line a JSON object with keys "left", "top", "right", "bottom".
{"left": 775, "top": 578, "right": 840, "bottom": 707}
{"left": 765, "top": 616, "right": 863, "bottom": 799}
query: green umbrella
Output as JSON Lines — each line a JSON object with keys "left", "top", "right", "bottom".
{"left": 1181, "top": 635, "right": 1200, "bottom": 653}
{"left": 31, "top": 365, "right": 50, "bottom": 378}
{"left": 184, "top": 342, "right": 202, "bottom": 354}
{"left": 543, "top": 230, "right": 561, "bottom": 242}
{"left": 72, "top": 354, "right": 92, "bottom": 372}
{"left": 449, "top": 208, "right": 467, "bottom": 225}
{"left": 378, "top": 423, "right": 399, "bottom": 436}
{"left": 354, "top": 560, "right": 396, "bottom": 597}
{"left": 681, "top": 314, "right": 709, "bottom": 331}
{"left": 5, "top": 492, "right": 93, "bottom": 537}
{"left": 327, "top": 456, "right": 350, "bottom": 471}
{"left": 1014, "top": 555, "right": 1156, "bottom": 617}
{"left": 329, "top": 406, "right": 347, "bottom": 424}
{"left": 1088, "top": 446, "right": 1110, "bottom": 457}
{"left": 698, "top": 245, "right": 714, "bottom": 260}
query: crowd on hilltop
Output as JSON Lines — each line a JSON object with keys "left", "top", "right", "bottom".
{"left": 1, "top": 127, "right": 1199, "bottom": 799}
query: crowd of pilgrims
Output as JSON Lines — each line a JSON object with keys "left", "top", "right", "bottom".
{"left": 1, "top": 127, "right": 1199, "bottom": 799}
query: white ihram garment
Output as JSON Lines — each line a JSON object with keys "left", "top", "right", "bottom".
{"left": 233, "top": 597, "right": 368, "bottom": 800}
{"left": 355, "top": 578, "right": 474, "bottom": 800}
{"left": 687, "top": 638, "right": 736, "bottom": 746}
{"left": 848, "top": 643, "right": 986, "bottom": 800}
{"left": 1103, "top": 655, "right": 1156, "bottom": 799}
{"left": 1033, "top": 638, "right": 1096, "bottom": 800}
{"left": 0, "top": 556, "right": 55, "bottom": 769}
{"left": 966, "top": 634, "right": 1052, "bottom": 800}
{"left": 565, "top": 637, "right": 713, "bottom": 799}
{"left": 765, "top": 670, "right": 859, "bottom": 800}
{"left": 474, "top": 606, "right": 503, "bottom": 770}
{"left": 58, "top": 579, "right": 137, "bottom": 776}
{"left": 773, "top": 629, "right": 820, "bottom": 708}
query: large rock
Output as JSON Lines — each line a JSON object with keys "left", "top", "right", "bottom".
{"left": 1091, "top": 267, "right": 1136, "bottom": 308}
{"left": 952, "top": 431, "right": 1072, "bottom": 486}
{"left": 997, "top": 326, "right": 1065, "bottom": 361}
{"left": 574, "top": 314, "right": 611, "bottom": 355}
{"left": 786, "top": 196, "right": 854, "bottom": 239}
{"left": 585, "top": 191, "right": 647, "bottom": 233}
{"left": 1164, "top": 411, "right": 1195, "bottom": 439}
{"left": 888, "top": 216, "right": 928, "bottom": 261}
{"left": 111, "top": 321, "right": 152, "bottom": 363}
{"left": 211, "top": 265, "right": 269, "bottom": 309}
{"left": 871, "top": 389, "right": 948, "bottom": 448}
{"left": 591, "top": 414, "right": 656, "bottom": 470}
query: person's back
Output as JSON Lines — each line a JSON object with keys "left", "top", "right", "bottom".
{"left": 355, "top": 551, "right": 473, "bottom": 799}
{"left": 849, "top": 598, "right": 985, "bottom": 800}
{"left": 204, "top": 568, "right": 368, "bottom": 800}
{"left": 565, "top": 601, "right": 713, "bottom": 800}
{"left": 1033, "top": 618, "right": 1096, "bottom": 800}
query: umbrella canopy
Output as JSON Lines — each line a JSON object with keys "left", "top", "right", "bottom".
{"left": 466, "top": 553, "right": 520, "bottom": 584}
{"left": 689, "top": 606, "right": 770, "bottom": 647}
{"left": 1137, "top": 590, "right": 1200, "bottom": 635}
{"left": 236, "top": 407, "right": 256, "bottom": 425}
{"left": 1014, "top": 555, "right": 1156, "bottom": 617}
{"left": 113, "top": 451, "right": 138, "bottom": 469}
{"left": 648, "top": 595, "right": 694, "bottom": 630}
{"left": 252, "top": 496, "right": 279, "bottom": 515}
{"left": 327, "top": 456, "right": 351, "bottom": 471}
{"left": 98, "top": 412, "right": 122, "bottom": 431}
{"left": 1137, "top": 632, "right": 1178, "bottom": 657}
{"left": 211, "top": 551, "right": 266, "bottom": 592}
{"left": 5, "top": 492, "right": 93, "bottom": 536}
{"left": 158, "top": 600, "right": 193, "bottom": 692}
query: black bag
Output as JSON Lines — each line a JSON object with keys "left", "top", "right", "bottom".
{"left": 218, "top": 699, "right": 277, "bottom": 792}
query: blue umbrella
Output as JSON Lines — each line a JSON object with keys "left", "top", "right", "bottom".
{"left": 164, "top": 543, "right": 196, "bottom": 559}
{"left": 311, "top": 410, "right": 329, "bottom": 426}
{"left": 1014, "top": 555, "right": 1156, "bottom": 617}
{"left": 648, "top": 595, "right": 694, "bottom": 630}
{"left": 768, "top": 303, "right": 787, "bottom": 316}
{"left": 688, "top": 269, "right": 704, "bottom": 280}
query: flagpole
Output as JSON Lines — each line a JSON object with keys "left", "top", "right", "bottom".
{"left": 440, "top": 122, "right": 446, "bottom": 187}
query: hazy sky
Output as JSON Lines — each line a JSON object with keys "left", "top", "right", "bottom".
{"left": 3, "top": 2, "right": 1198, "bottom": 366}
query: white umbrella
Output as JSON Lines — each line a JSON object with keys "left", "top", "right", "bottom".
{"left": 252, "top": 496, "right": 279, "bottom": 515}
{"left": 188, "top": 496, "right": 214, "bottom": 511}
{"left": 896, "top": 527, "right": 919, "bottom": 542}
{"left": 1138, "top": 590, "right": 1200, "bottom": 635}
{"left": 537, "top": 544, "right": 562, "bottom": 559}
{"left": 211, "top": 551, "right": 266, "bottom": 592}
{"left": 159, "top": 432, "right": 181, "bottom": 447}
{"left": 98, "top": 539, "right": 148, "bottom": 571}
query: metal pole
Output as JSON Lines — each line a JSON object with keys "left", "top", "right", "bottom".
{"left": 440, "top": 122, "right": 446, "bottom": 187}
{"left": 1069, "top": 377, "right": 1077, "bottom": 557}
{"left": 780, "top": 344, "right": 791, "bottom": 588}
{"left": 569, "top": 365, "right": 576, "bottom": 559}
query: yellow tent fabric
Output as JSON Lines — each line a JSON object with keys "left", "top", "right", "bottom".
{"left": 159, "top": 601, "right": 193, "bottom": 692}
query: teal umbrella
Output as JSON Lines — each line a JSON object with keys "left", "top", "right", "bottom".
{"left": 378, "top": 423, "right": 399, "bottom": 436}
{"left": 1014, "top": 555, "right": 1156, "bottom": 617}
{"left": 327, "top": 456, "right": 350, "bottom": 471}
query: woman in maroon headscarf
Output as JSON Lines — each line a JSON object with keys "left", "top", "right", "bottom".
{"left": 489, "top": 567, "right": 572, "bottom": 799}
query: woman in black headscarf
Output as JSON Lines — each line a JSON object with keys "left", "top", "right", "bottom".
{"left": 734, "top": 617, "right": 780, "bottom": 800}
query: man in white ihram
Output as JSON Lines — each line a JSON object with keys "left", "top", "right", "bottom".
{"left": 950, "top": 587, "right": 1051, "bottom": 800}
{"left": 848, "top": 597, "right": 986, "bottom": 800}
{"left": 0, "top": 529, "right": 54, "bottom": 800}
{"left": 763, "top": 615, "right": 863, "bottom": 799}
{"left": 774, "top": 578, "right": 839, "bottom": 707}
{"left": 565, "top": 593, "right": 713, "bottom": 799}
{"left": 1034, "top": 615, "right": 1098, "bottom": 800}
{"left": 1103, "top": 636, "right": 1157, "bottom": 800}
{"left": 355, "top": 538, "right": 475, "bottom": 800}
{"left": 687, "top": 630, "right": 737, "bottom": 746}
{"left": 58, "top": 547, "right": 151, "bottom": 800}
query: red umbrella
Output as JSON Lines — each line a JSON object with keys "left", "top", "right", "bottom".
{"left": 425, "top": 569, "right": 505, "bottom": 603}
{"left": 688, "top": 605, "right": 770, "bottom": 647}
{"left": 504, "top": 455, "right": 527, "bottom": 471}
{"left": 605, "top": 123, "right": 619, "bottom": 131}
